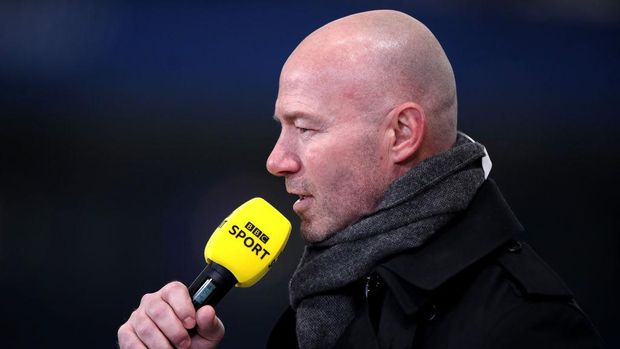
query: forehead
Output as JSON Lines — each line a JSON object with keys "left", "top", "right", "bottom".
{"left": 275, "top": 72, "right": 331, "bottom": 121}
{"left": 275, "top": 62, "right": 369, "bottom": 124}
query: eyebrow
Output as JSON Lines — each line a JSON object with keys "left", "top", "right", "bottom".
{"left": 273, "top": 110, "right": 318, "bottom": 123}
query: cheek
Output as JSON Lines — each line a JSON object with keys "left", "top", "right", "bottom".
{"left": 348, "top": 136, "right": 390, "bottom": 191}
{"left": 304, "top": 144, "right": 344, "bottom": 181}
{"left": 313, "top": 138, "right": 381, "bottom": 190}
{"left": 302, "top": 125, "right": 389, "bottom": 194}
{"left": 301, "top": 140, "right": 354, "bottom": 193}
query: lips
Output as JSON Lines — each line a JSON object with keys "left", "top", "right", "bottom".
{"left": 292, "top": 193, "right": 313, "bottom": 213}
{"left": 294, "top": 194, "right": 311, "bottom": 203}
{"left": 287, "top": 189, "right": 309, "bottom": 201}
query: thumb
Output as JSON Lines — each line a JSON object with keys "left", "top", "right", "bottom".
{"left": 190, "top": 306, "right": 225, "bottom": 349}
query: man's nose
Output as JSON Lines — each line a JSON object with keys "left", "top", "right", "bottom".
{"left": 266, "top": 135, "right": 300, "bottom": 176}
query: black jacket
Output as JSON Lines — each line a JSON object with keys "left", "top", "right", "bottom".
{"left": 267, "top": 179, "right": 603, "bottom": 348}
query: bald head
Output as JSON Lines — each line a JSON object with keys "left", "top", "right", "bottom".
{"left": 269, "top": 11, "right": 460, "bottom": 240}
{"left": 281, "top": 10, "right": 457, "bottom": 153}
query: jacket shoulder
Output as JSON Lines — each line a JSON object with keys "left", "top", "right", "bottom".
{"left": 496, "top": 240, "right": 573, "bottom": 298}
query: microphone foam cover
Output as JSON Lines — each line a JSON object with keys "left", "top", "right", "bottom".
{"left": 204, "top": 198, "right": 291, "bottom": 287}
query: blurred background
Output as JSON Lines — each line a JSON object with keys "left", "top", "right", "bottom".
{"left": 0, "top": 0, "right": 618, "bottom": 347}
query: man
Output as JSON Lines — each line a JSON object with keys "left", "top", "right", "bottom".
{"left": 118, "top": 10, "right": 603, "bottom": 349}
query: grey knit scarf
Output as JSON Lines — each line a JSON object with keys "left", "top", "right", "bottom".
{"left": 289, "top": 134, "right": 487, "bottom": 349}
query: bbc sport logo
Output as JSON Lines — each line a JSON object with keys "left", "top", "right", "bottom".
{"left": 245, "top": 221, "right": 270, "bottom": 244}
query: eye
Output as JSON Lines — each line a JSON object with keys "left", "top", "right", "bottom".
{"left": 296, "top": 126, "right": 311, "bottom": 134}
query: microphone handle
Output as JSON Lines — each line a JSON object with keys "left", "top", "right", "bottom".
{"left": 186, "top": 262, "right": 237, "bottom": 337}
{"left": 188, "top": 261, "right": 237, "bottom": 308}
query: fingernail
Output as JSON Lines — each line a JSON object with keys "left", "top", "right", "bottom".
{"left": 183, "top": 317, "right": 194, "bottom": 328}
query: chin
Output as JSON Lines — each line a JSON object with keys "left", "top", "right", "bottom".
{"left": 299, "top": 227, "right": 321, "bottom": 243}
{"left": 300, "top": 223, "right": 329, "bottom": 243}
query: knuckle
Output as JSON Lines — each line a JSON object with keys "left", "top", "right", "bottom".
{"left": 129, "top": 310, "right": 141, "bottom": 323}
{"left": 129, "top": 310, "right": 152, "bottom": 337}
{"left": 117, "top": 323, "right": 131, "bottom": 342}
{"left": 140, "top": 292, "right": 154, "bottom": 305}
{"left": 145, "top": 300, "right": 168, "bottom": 321}
{"left": 133, "top": 320, "right": 154, "bottom": 340}
{"left": 162, "top": 281, "right": 186, "bottom": 296}
{"left": 169, "top": 280, "right": 185, "bottom": 289}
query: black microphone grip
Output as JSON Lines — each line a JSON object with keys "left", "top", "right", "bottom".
{"left": 188, "top": 261, "right": 237, "bottom": 308}
{"left": 186, "top": 262, "right": 237, "bottom": 336}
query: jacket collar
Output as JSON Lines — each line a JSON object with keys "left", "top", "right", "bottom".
{"left": 376, "top": 179, "right": 524, "bottom": 315}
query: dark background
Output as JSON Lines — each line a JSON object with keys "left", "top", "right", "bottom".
{"left": 0, "top": 1, "right": 618, "bottom": 348}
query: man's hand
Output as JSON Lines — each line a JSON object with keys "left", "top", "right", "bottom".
{"left": 118, "top": 281, "right": 225, "bottom": 349}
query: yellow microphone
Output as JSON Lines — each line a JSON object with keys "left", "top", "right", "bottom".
{"left": 187, "top": 198, "right": 291, "bottom": 308}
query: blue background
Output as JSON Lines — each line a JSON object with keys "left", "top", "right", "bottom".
{"left": 1, "top": 1, "right": 618, "bottom": 347}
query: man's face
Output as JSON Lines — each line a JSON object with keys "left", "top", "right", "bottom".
{"left": 266, "top": 61, "right": 393, "bottom": 242}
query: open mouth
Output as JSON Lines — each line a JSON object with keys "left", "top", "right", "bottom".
{"left": 294, "top": 194, "right": 312, "bottom": 209}
{"left": 293, "top": 194, "right": 311, "bottom": 212}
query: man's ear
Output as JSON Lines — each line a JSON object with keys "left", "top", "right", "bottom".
{"left": 388, "top": 102, "right": 425, "bottom": 164}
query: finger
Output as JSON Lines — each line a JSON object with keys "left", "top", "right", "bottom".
{"left": 194, "top": 306, "right": 225, "bottom": 344}
{"left": 160, "top": 281, "right": 197, "bottom": 329}
{"left": 130, "top": 309, "right": 174, "bottom": 349}
{"left": 144, "top": 297, "right": 191, "bottom": 349}
{"left": 189, "top": 335, "right": 222, "bottom": 349}
{"left": 117, "top": 323, "right": 147, "bottom": 349}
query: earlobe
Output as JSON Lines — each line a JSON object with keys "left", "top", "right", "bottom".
{"left": 390, "top": 102, "right": 425, "bottom": 164}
